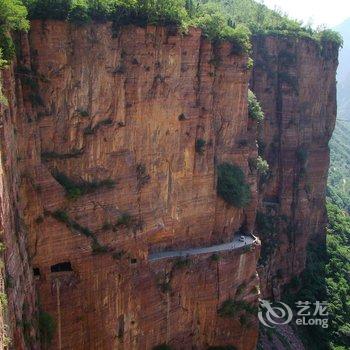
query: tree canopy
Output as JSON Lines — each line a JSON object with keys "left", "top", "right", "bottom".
{"left": 0, "top": 0, "right": 29, "bottom": 63}
{"left": 217, "top": 163, "right": 251, "bottom": 208}
{"left": 19, "top": 0, "right": 342, "bottom": 51}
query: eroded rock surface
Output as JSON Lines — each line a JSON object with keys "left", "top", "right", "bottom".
{"left": 0, "top": 21, "right": 260, "bottom": 349}
{"left": 0, "top": 22, "right": 339, "bottom": 350}
{"left": 251, "top": 35, "right": 338, "bottom": 298}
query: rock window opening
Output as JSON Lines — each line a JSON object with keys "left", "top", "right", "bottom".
{"left": 50, "top": 262, "right": 73, "bottom": 273}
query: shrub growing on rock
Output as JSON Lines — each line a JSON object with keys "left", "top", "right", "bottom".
{"left": 217, "top": 163, "right": 251, "bottom": 208}
{"left": 23, "top": 0, "right": 253, "bottom": 54}
{"left": 218, "top": 299, "right": 257, "bottom": 318}
{"left": 68, "top": 0, "right": 90, "bottom": 24}
{"left": 195, "top": 138, "right": 206, "bottom": 155}
{"left": 248, "top": 89, "right": 264, "bottom": 122}
{"left": 115, "top": 213, "right": 132, "bottom": 228}
{"left": 0, "top": 0, "right": 29, "bottom": 61}
{"left": 249, "top": 156, "right": 269, "bottom": 175}
{"left": 173, "top": 257, "right": 191, "bottom": 269}
{"left": 23, "top": 0, "right": 71, "bottom": 20}
{"left": 317, "top": 29, "right": 343, "bottom": 48}
{"left": 192, "top": 2, "right": 251, "bottom": 54}
{"left": 52, "top": 171, "right": 116, "bottom": 199}
{"left": 256, "top": 156, "right": 269, "bottom": 175}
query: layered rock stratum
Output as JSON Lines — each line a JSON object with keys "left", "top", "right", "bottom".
{"left": 251, "top": 35, "right": 338, "bottom": 298}
{"left": 0, "top": 21, "right": 338, "bottom": 349}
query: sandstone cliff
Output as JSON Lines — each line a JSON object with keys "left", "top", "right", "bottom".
{"left": 251, "top": 35, "right": 338, "bottom": 298}
{"left": 0, "top": 20, "right": 339, "bottom": 350}
{"left": 0, "top": 21, "right": 261, "bottom": 349}
{"left": 0, "top": 61, "right": 39, "bottom": 349}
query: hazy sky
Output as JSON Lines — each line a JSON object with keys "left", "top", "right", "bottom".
{"left": 263, "top": 0, "right": 350, "bottom": 27}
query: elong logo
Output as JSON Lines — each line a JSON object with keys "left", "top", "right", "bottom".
{"left": 258, "top": 299, "right": 329, "bottom": 329}
{"left": 258, "top": 300, "right": 293, "bottom": 327}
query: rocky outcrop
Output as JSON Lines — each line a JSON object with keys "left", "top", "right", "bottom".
{"left": 0, "top": 67, "right": 39, "bottom": 349}
{"left": 251, "top": 35, "right": 338, "bottom": 298}
{"left": 0, "top": 21, "right": 260, "bottom": 349}
{"left": 0, "top": 20, "right": 339, "bottom": 349}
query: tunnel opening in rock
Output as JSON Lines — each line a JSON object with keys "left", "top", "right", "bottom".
{"left": 50, "top": 262, "right": 73, "bottom": 273}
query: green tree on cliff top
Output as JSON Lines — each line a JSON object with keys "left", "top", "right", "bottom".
{"left": 0, "top": 0, "right": 28, "bottom": 104}
{"left": 0, "top": 0, "right": 29, "bottom": 62}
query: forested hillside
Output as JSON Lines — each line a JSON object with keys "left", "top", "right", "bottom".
{"left": 335, "top": 18, "right": 350, "bottom": 119}
{"left": 285, "top": 202, "right": 350, "bottom": 350}
{"left": 329, "top": 18, "right": 350, "bottom": 212}
{"left": 328, "top": 120, "right": 350, "bottom": 212}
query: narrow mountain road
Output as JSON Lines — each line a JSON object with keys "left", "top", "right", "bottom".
{"left": 149, "top": 235, "right": 257, "bottom": 261}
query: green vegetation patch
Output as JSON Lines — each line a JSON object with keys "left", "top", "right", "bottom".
{"left": 0, "top": 292, "right": 8, "bottom": 310}
{"left": 283, "top": 202, "right": 350, "bottom": 349}
{"left": 52, "top": 210, "right": 110, "bottom": 255}
{"left": 102, "top": 212, "right": 135, "bottom": 232}
{"left": 328, "top": 120, "right": 350, "bottom": 212}
{"left": 192, "top": 2, "right": 251, "bottom": 54}
{"left": 52, "top": 171, "right": 116, "bottom": 199}
{"left": 248, "top": 156, "right": 269, "bottom": 175}
{"left": 173, "top": 257, "right": 191, "bottom": 269}
{"left": 317, "top": 29, "right": 343, "bottom": 51}
{"left": 209, "top": 0, "right": 342, "bottom": 48}
{"left": 218, "top": 299, "right": 257, "bottom": 318}
{"left": 0, "top": 0, "right": 29, "bottom": 62}
{"left": 0, "top": 0, "right": 29, "bottom": 104}
{"left": 22, "top": 0, "right": 253, "bottom": 54}
{"left": 52, "top": 210, "right": 93, "bottom": 237}
{"left": 255, "top": 211, "right": 288, "bottom": 265}
{"left": 248, "top": 89, "right": 264, "bottom": 122}
{"left": 210, "top": 253, "right": 220, "bottom": 262}
{"left": 91, "top": 240, "right": 109, "bottom": 254}
{"left": 115, "top": 213, "right": 132, "bottom": 228}
{"left": 84, "top": 118, "right": 113, "bottom": 135}
{"left": 217, "top": 162, "right": 251, "bottom": 208}
{"left": 195, "top": 138, "right": 206, "bottom": 155}
{"left": 24, "top": 0, "right": 189, "bottom": 27}
{"left": 1, "top": 0, "right": 342, "bottom": 79}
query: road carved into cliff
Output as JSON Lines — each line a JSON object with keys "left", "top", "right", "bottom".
{"left": 149, "top": 235, "right": 256, "bottom": 261}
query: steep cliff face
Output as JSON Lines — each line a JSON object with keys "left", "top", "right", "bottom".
{"left": 251, "top": 35, "right": 338, "bottom": 298}
{"left": 0, "top": 21, "right": 339, "bottom": 349}
{"left": 0, "top": 21, "right": 260, "bottom": 349}
{"left": 0, "top": 67, "right": 39, "bottom": 349}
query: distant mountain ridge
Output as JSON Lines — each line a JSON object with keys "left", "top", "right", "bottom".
{"left": 335, "top": 18, "right": 350, "bottom": 118}
{"left": 328, "top": 18, "right": 350, "bottom": 211}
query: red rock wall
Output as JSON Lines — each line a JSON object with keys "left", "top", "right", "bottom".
{"left": 0, "top": 23, "right": 339, "bottom": 349}
{"left": 0, "top": 21, "right": 260, "bottom": 349}
{"left": 251, "top": 35, "right": 338, "bottom": 298}
{"left": 0, "top": 65, "right": 39, "bottom": 349}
